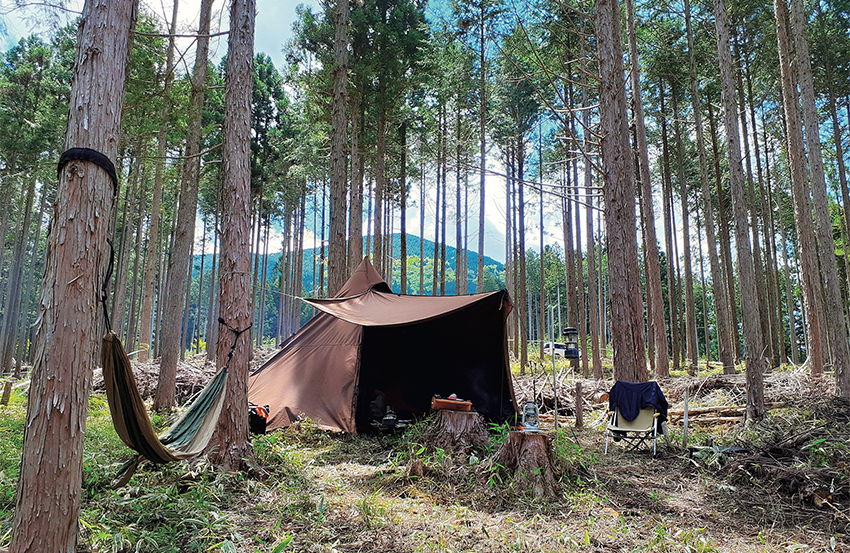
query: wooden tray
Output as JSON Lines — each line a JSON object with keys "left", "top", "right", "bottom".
{"left": 431, "top": 397, "right": 472, "bottom": 412}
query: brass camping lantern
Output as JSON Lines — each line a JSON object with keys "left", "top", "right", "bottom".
{"left": 564, "top": 327, "right": 580, "bottom": 359}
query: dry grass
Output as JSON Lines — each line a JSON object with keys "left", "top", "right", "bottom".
{"left": 229, "top": 367, "right": 850, "bottom": 553}
{"left": 14, "top": 353, "right": 847, "bottom": 552}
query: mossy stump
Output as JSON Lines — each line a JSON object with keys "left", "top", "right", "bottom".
{"left": 492, "top": 431, "right": 559, "bottom": 500}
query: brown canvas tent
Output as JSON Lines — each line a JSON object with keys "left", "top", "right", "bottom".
{"left": 248, "top": 257, "right": 517, "bottom": 433}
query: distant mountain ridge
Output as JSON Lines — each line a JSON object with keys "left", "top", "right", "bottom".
{"left": 193, "top": 233, "right": 505, "bottom": 296}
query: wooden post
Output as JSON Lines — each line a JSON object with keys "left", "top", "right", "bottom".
{"left": 575, "top": 382, "right": 583, "bottom": 428}
{"left": 682, "top": 388, "right": 689, "bottom": 447}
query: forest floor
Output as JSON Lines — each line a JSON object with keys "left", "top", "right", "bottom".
{"left": 2, "top": 352, "right": 850, "bottom": 552}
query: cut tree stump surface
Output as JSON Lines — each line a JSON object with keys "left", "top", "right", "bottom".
{"left": 425, "top": 409, "right": 489, "bottom": 452}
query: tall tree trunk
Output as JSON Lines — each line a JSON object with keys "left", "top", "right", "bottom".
{"left": 111, "top": 139, "right": 142, "bottom": 338}
{"left": 828, "top": 85, "right": 850, "bottom": 322}
{"left": 568, "top": 92, "right": 581, "bottom": 374}
{"left": 207, "top": 0, "right": 255, "bottom": 471}
{"left": 463, "top": 172, "right": 469, "bottom": 294}
{"left": 155, "top": 191, "right": 178, "bottom": 359}
{"left": 0, "top": 177, "right": 36, "bottom": 373}
{"left": 126, "top": 172, "right": 146, "bottom": 353}
{"left": 180, "top": 245, "right": 193, "bottom": 358}
{"left": 257, "top": 219, "right": 270, "bottom": 345}
{"left": 598, "top": 207, "right": 607, "bottom": 359}
{"left": 476, "top": 7, "right": 486, "bottom": 293}
{"left": 788, "top": 0, "right": 850, "bottom": 396}
{"left": 206, "top": 212, "right": 219, "bottom": 358}
{"left": 154, "top": 0, "right": 212, "bottom": 411}
{"left": 780, "top": 216, "right": 800, "bottom": 364}
{"left": 400, "top": 121, "right": 408, "bottom": 293}
{"left": 734, "top": 42, "right": 773, "bottom": 366}
{"left": 714, "top": 0, "right": 767, "bottom": 418}
{"left": 328, "top": 0, "right": 349, "bottom": 296}
{"left": 708, "top": 100, "right": 741, "bottom": 366}
{"left": 512, "top": 158, "right": 521, "bottom": 360}
{"left": 672, "top": 86, "right": 698, "bottom": 373}
{"left": 419, "top": 162, "right": 425, "bottom": 295}
{"left": 744, "top": 61, "right": 782, "bottom": 368}
{"left": 575, "top": 179, "right": 588, "bottom": 378}
{"left": 696, "top": 213, "right": 711, "bottom": 365}
{"left": 659, "top": 85, "right": 680, "bottom": 372}
{"left": 685, "top": 0, "right": 734, "bottom": 374}
{"left": 16, "top": 183, "right": 49, "bottom": 374}
{"left": 196, "top": 220, "right": 207, "bottom": 353}
{"left": 319, "top": 180, "right": 326, "bottom": 297}
{"left": 774, "top": 0, "right": 826, "bottom": 378}
{"left": 349, "top": 94, "right": 364, "bottom": 273}
{"left": 374, "top": 104, "right": 387, "bottom": 271}
{"left": 625, "top": 0, "right": 668, "bottom": 378}
{"left": 456, "top": 116, "right": 464, "bottom": 295}
{"left": 562, "top": 170, "right": 574, "bottom": 347}
{"left": 365, "top": 179, "right": 372, "bottom": 266}
{"left": 538, "top": 133, "right": 546, "bottom": 363}
{"left": 763, "top": 137, "right": 788, "bottom": 364}
{"left": 581, "top": 38, "right": 603, "bottom": 380}
{"left": 277, "top": 208, "right": 292, "bottom": 342}
{"left": 433, "top": 116, "right": 443, "bottom": 295}
{"left": 597, "top": 0, "right": 647, "bottom": 383}
{"left": 10, "top": 1, "right": 136, "bottom": 550}
{"left": 517, "top": 147, "right": 528, "bottom": 375}
{"left": 586, "top": 185, "right": 602, "bottom": 380}
{"left": 440, "top": 139, "right": 447, "bottom": 295}
{"left": 504, "top": 153, "right": 514, "bottom": 354}
{"left": 0, "top": 180, "right": 13, "bottom": 294}
{"left": 138, "top": 1, "right": 179, "bottom": 362}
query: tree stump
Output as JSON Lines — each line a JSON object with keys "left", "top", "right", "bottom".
{"left": 492, "top": 431, "right": 559, "bottom": 500}
{"left": 1, "top": 381, "right": 12, "bottom": 406}
{"left": 425, "top": 409, "right": 489, "bottom": 452}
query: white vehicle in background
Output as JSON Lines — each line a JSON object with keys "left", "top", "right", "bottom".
{"left": 542, "top": 342, "right": 567, "bottom": 357}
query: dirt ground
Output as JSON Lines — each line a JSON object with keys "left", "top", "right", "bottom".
{"left": 236, "top": 367, "right": 849, "bottom": 553}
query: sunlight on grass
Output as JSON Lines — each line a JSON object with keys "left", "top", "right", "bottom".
{"left": 0, "top": 377, "right": 845, "bottom": 552}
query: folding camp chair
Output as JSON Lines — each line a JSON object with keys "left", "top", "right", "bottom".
{"left": 604, "top": 406, "right": 661, "bottom": 456}
{"left": 604, "top": 380, "right": 668, "bottom": 456}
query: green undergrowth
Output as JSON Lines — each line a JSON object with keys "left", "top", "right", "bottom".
{"left": 1, "top": 387, "right": 843, "bottom": 552}
{"left": 0, "top": 387, "right": 26, "bottom": 521}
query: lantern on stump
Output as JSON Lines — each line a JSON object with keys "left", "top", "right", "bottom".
{"left": 564, "top": 327, "right": 580, "bottom": 359}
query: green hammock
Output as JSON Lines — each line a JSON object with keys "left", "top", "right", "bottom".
{"left": 101, "top": 331, "right": 228, "bottom": 487}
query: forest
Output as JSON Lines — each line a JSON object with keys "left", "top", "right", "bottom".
{"left": 2, "top": 0, "right": 850, "bottom": 400}
{"left": 1, "top": 0, "right": 850, "bottom": 550}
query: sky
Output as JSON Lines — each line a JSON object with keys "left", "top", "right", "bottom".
{"left": 0, "top": 0, "right": 600, "bottom": 265}
{"left": 0, "top": 0, "right": 306, "bottom": 67}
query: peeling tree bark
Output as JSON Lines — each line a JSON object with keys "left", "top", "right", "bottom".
{"left": 774, "top": 0, "right": 825, "bottom": 379}
{"left": 207, "top": 0, "right": 256, "bottom": 471}
{"left": 685, "top": 0, "right": 734, "bottom": 374}
{"left": 625, "top": 0, "right": 669, "bottom": 379}
{"left": 10, "top": 1, "right": 137, "bottom": 551}
{"left": 713, "top": 0, "right": 767, "bottom": 419}
{"left": 155, "top": 0, "right": 213, "bottom": 411}
{"left": 596, "top": 0, "right": 647, "bottom": 383}
{"left": 327, "top": 0, "right": 349, "bottom": 296}
{"left": 787, "top": 0, "right": 850, "bottom": 397}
